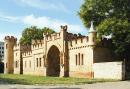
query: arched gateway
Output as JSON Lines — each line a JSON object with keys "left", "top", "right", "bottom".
{"left": 47, "top": 45, "right": 60, "bottom": 76}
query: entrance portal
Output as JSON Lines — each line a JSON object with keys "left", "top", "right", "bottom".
{"left": 47, "top": 45, "right": 60, "bottom": 76}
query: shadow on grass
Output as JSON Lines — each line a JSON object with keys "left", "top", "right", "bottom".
{"left": 0, "top": 78, "right": 30, "bottom": 85}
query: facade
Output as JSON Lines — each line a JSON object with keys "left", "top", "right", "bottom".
{"left": 4, "top": 23, "right": 125, "bottom": 79}
{"left": 0, "top": 41, "right": 4, "bottom": 62}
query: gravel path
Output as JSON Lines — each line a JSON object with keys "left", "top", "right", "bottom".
{"left": 0, "top": 81, "right": 130, "bottom": 89}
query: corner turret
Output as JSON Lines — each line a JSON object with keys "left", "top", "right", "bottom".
{"left": 4, "top": 36, "right": 17, "bottom": 74}
{"left": 88, "top": 21, "right": 97, "bottom": 46}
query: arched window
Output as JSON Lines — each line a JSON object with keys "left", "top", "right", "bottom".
{"left": 81, "top": 54, "right": 84, "bottom": 65}
{"left": 15, "top": 61, "right": 18, "bottom": 68}
{"left": 75, "top": 54, "right": 77, "bottom": 65}
{"left": 36, "top": 58, "right": 38, "bottom": 67}
{"left": 78, "top": 53, "right": 80, "bottom": 65}
{"left": 39, "top": 58, "right": 41, "bottom": 67}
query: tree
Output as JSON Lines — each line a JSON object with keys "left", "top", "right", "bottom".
{"left": 78, "top": 0, "right": 130, "bottom": 59}
{"left": 20, "top": 26, "right": 55, "bottom": 45}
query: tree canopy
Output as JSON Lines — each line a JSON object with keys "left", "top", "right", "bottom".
{"left": 20, "top": 26, "right": 55, "bottom": 45}
{"left": 78, "top": 0, "right": 130, "bottom": 59}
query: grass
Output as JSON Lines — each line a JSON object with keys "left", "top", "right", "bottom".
{"left": 0, "top": 74, "right": 119, "bottom": 85}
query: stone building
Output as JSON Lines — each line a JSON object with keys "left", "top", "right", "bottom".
{"left": 4, "top": 23, "right": 126, "bottom": 79}
{"left": 0, "top": 41, "right": 4, "bottom": 62}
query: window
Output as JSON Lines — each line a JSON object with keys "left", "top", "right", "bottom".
{"left": 75, "top": 53, "right": 84, "bottom": 66}
{"left": 15, "top": 61, "right": 18, "bottom": 68}
{"left": 75, "top": 40, "right": 77, "bottom": 44}
{"left": 76, "top": 54, "right": 78, "bottom": 65}
{"left": 78, "top": 53, "right": 80, "bottom": 65}
{"left": 36, "top": 58, "right": 38, "bottom": 67}
{"left": 39, "top": 58, "right": 41, "bottom": 67}
{"left": 81, "top": 39, "right": 83, "bottom": 43}
{"left": 81, "top": 54, "right": 84, "bottom": 65}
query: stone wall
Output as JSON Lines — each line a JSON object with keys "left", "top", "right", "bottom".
{"left": 93, "top": 62, "right": 125, "bottom": 80}
{"left": 68, "top": 39, "right": 94, "bottom": 78}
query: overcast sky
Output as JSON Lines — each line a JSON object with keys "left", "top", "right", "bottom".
{"left": 0, "top": 0, "right": 87, "bottom": 41}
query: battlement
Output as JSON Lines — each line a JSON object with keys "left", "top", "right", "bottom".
{"left": 22, "top": 50, "right": 32, "bottom": 57}
{"left": 60, "top": 25, "right": 67, "bottom": 32}
{"left": 4, "top": 36, "right": 17, "bottom": 42}
{"left": 46, "top": 33, "right": 61, "bottom": 41}
{"left": 68, "top": 36, "right": 88, "bottom": 48}
{"left": 31, "top": 39, "right": 44, "bottom": 50}
{"left": 14, "top": 43, "right": 31, "bottom": 52}
{"left": 32, "top": 39, "right": 44, "bottom": 45}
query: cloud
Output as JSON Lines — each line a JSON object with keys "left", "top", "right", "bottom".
{"left": 0, "top": 13, "right": 19, "bottom": 22}
{"left": 22, "top": 14, "right": 87, "bottom": 34}
{"left": 0, "top": 13, "right": 87, "bottom": 36}
{"left": 13, "top": 0, "right": 68, "bottom": 12}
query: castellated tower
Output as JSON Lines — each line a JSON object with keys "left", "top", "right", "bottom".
{"left": 4, "top": 36, "right": 17, "bottom": 74}
{"left": 88, "top": 21, "right": 97, "bottom": 46}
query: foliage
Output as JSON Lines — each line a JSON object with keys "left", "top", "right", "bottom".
{"left": 0, "top": 74, "right": 118, "bottom": 85}
{"left": 78, "top": 0, "right": 130, "bottom": 59}
{"left": 20, "top": 26, "right": 55, "bottom": 45}
{"left": 78, "top": 0, "right": 130, "bottom": 27}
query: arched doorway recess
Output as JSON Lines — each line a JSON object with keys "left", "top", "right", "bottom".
{"left": 46, "top": 45, "right": 60, "bottom": 76}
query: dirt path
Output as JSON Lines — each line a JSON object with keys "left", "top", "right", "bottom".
{"left": 0, "top": 81, "right": 130, "bottom": 89}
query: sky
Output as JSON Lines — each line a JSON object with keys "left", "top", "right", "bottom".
{"left": 0, "top": 0, "right": 88, "bottom": 41}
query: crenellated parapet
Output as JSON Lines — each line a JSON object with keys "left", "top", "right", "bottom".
{"left": 14, "top": 43, "right": 31, "bottom": 52}
{"left": 46, "top": 33, "right": 61, "bottom": 41}
{"left": 60, "top": 25, "right": 67, "bottom": 32}
{"left": 22, "top": 50, "right": 32, "bottom": 57}
{"left": 4, "top": 36, "right": 17, "bottom": 45}
{"left": 32, "top": 39, "right": 44, "bottom": 49}
{"left": 68, "top": 36, "right": 89, "bottom": 50}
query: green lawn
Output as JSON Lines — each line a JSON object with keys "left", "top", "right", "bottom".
{"left": 0, "top": 74, "right": 119, "bottom": 85}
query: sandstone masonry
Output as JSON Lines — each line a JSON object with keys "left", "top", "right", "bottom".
{"left": 4, "top": 22, "right": 125, "bottom": 79}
